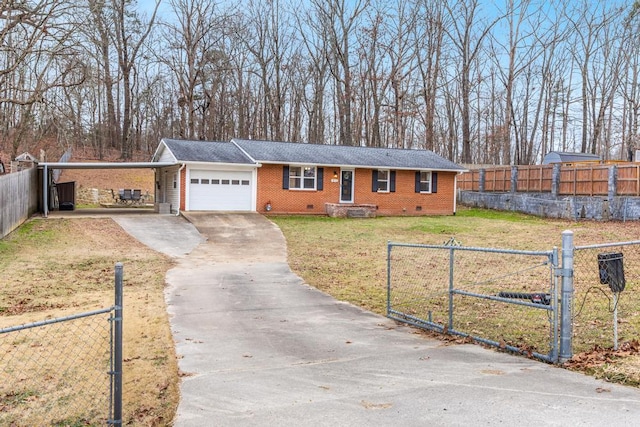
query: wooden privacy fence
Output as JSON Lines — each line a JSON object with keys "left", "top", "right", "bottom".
{"left": 459, "top": 163, "right": 640, "bottom": 197}
{"left": 0, "top": 168, "right": 39, "bottom": 239}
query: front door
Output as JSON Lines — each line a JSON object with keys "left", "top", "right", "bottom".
{"left": 340, "top": 169, "right": 354, "bottom": 203}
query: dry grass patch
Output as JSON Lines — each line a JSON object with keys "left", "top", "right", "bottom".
{"left": 271, "top": 207, "right": 640, "bottom": 386}
{"left": 0, "top": 218, "right": 178, "bottom": 426}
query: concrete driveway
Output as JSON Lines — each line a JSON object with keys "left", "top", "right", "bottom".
{"left": 117, "top": 212, "right": 640, "bottom": 426}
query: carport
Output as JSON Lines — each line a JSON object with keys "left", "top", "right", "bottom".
{"left": 38, "top": 161, "right": 175, "bottom": 218}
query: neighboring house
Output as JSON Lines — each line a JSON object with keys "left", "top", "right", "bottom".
{"left": 542, "top": 151, "right": 601, "bottom": 165}
{"left": 151, "top": 138, "right": 466, "bottom": 216}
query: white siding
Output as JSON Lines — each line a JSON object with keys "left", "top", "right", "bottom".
{"left": 157, "top": 145, "right": 177, "bottom": 163}
{"left": 159, "top": 166, "right": 181, "bottom": 212}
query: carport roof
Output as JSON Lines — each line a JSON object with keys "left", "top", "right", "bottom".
{"left": 39, "top": 162, "right": 175, "bottom": 169}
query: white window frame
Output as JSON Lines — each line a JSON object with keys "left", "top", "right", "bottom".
{"left": 377, "top": 169, "right": 390, "bottom": 192}
{"left": 289, "top": 165, "right": 317, "bottom": 190}
{"left": 420, "top": 171, "right": 432, "bottom": 193}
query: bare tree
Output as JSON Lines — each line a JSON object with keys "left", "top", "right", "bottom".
{"left": 242, "top": 0, "right": 296, "bottom": 141}
{"left": 297, "top": 5, "right": 331, "bottom": 144}
{"left": 414, "top": 0, "right": 446, "bottom": 153}
{"left": 0, "top": 0, "right": 85, "bottom": 157}
{"left": 310, "top": 0, "right": 368, "bottom": 146}
{"left": 443, "top": 0, "right": 500, "bottom": 163}
{"left": 158, "top": 0, "right": 227, "bottom": 140}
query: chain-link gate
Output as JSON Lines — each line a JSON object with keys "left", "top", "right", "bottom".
{"left": 0, "top": 263, "right": 123, "bottom": 426}
{"left": 387, "top": 242, "right": 559, "bottom": 362}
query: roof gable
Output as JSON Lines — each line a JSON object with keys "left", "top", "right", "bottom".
{"left": 232, "top": 139, "right": 464, "bottom": 171}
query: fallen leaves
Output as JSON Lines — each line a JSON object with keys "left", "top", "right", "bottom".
{"left": 565, "top": 340, "right": 640, "bottom": 370}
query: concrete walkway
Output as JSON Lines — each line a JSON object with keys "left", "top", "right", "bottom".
{"left": 115, "top": 212, "right": 640, "bottom": 426}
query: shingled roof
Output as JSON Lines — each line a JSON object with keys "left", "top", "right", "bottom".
{"left": 233, "top": 139, "right": 464, "bottom": 171}
{"left": 155, "top": 138, "right": 465, "bottom": 171}
{"left": 159, "top": 139, "right": 254, "bottom": 164}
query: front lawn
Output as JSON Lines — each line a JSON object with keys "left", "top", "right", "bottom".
{"left": 271, "top": 207, "right": 640, "bottom": 386}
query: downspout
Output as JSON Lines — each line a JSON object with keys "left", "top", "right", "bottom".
{"left": 176, "top": 163, "right": 186, "bottom": 216}
{"left": 453, "top": 173, "right": 458, "bottom": 215}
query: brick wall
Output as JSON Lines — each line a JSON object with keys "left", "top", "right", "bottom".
{"left": 180, "top": 167, "right": 186, "bottom": 211}
{"left": 256, "top": 164, "right": 457, "bottom": 216}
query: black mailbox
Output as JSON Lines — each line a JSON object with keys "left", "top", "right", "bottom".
{"left": 597, "top": 252, "right": 625, "bottom": 292}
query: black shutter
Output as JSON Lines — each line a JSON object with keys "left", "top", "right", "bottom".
{"left": 317, "top": 167, "right": 324, "bottom": 191}
{"left": 390, "top": 170, "right": 396, "bottom": 192}
{"left": 282, "top": 166, "right": 289, "bottom": 189}
{"left": 372, "top": 170, "right": 378, "bottom": 192}
{"left": 415, "top": 171, "right": 421, "bottom": 193}
{"left": 432, "top": 172, "right": 438, "bottom": 193}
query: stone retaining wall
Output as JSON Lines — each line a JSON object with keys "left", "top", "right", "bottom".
{"left": 76, "top": 187, "right": 154, "bottom": 206}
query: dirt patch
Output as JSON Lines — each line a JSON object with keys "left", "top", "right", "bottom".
{"left": 0, "top": 217, "right": 178, "bottom": 425}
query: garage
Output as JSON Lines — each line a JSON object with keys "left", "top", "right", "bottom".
{"left": 188, "top": 169, "right": 253, "bottom": 211}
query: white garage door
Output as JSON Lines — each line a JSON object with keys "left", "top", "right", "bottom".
{"left": 189, "top": 170, "right": 253, "bottom": 211}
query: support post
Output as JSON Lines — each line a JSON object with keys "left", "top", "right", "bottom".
{"left": 559, "top": 231, "right": 574, "bottom": 363}
{"left": 448, "top": 247, "right": 455, "bottom": 332}
{"left": 43, "top": 164, "right": 48, "bottom": 218}
{"left": 613, "top": 292, "right": 619, "bottom": 351}
{"left": 608, "top": 165, "right": 617, "bottom": 201}
{"left": 112, "top": 263, "right": 123, "bottom": 425}
{"left": 551, "top": 246, "right": 560, "bottom": 362}
{"left": 551, "top": 164, "right": 561, "bottom": 197}
{"left": 510, "top": 165, "right": 518, "bottom": 193}
{"left": 386, "top": 242, "right": 392, "bottom": 315}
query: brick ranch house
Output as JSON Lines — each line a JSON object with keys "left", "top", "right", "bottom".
{"left": 151, "top": 138, "right": 466, "bottom": 216}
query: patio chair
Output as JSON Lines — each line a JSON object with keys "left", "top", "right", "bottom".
{"left": 132, "top": 189, "right": 142, "bottom": 204}
{"left": 121, "top": 189, "right": 133, "bottom": 204}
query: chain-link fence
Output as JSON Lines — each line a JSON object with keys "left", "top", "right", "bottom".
{"left": 0, "top": 264, "right": 123, "bottom": 426}
{"left": 574, "top": 241, "right": 640, "bottom": 353}
{"left": 388, "top": 242, "right": 559, "bottom": 362}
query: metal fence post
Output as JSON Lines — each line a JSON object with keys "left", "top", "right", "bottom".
{"left": 448, "top": 247, "right": 455, "bottom": 332}
{"left": 551, "top": 246, "right": 559, "bottom": 362}
{"left": 386, "top": 242, "right": 392, "bottom": 315}
{"left": 559, "top": 231, "right": 574, "bottom": 363}
{"left": 113, "top": 263, "right": 123, "bottom": 425}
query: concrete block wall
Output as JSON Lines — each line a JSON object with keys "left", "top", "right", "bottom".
{"left": 459, "top": 163, "right": 640, "bottom": 220}
{"left": 458, "top": 191, "right": 640, "bottom": 221}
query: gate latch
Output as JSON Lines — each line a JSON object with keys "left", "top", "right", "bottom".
{"left": 554, "top": 268, "right": 573, "bottom": 278}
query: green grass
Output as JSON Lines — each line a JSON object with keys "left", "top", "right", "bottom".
{"left": 455, "top": 207, "right": 542, "bottom": 222}
{"left": 271, "top": 208, "right": 640, "bottom": 384}
{"left": 0, "top": 218, "right": 179, "bottom": 425}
